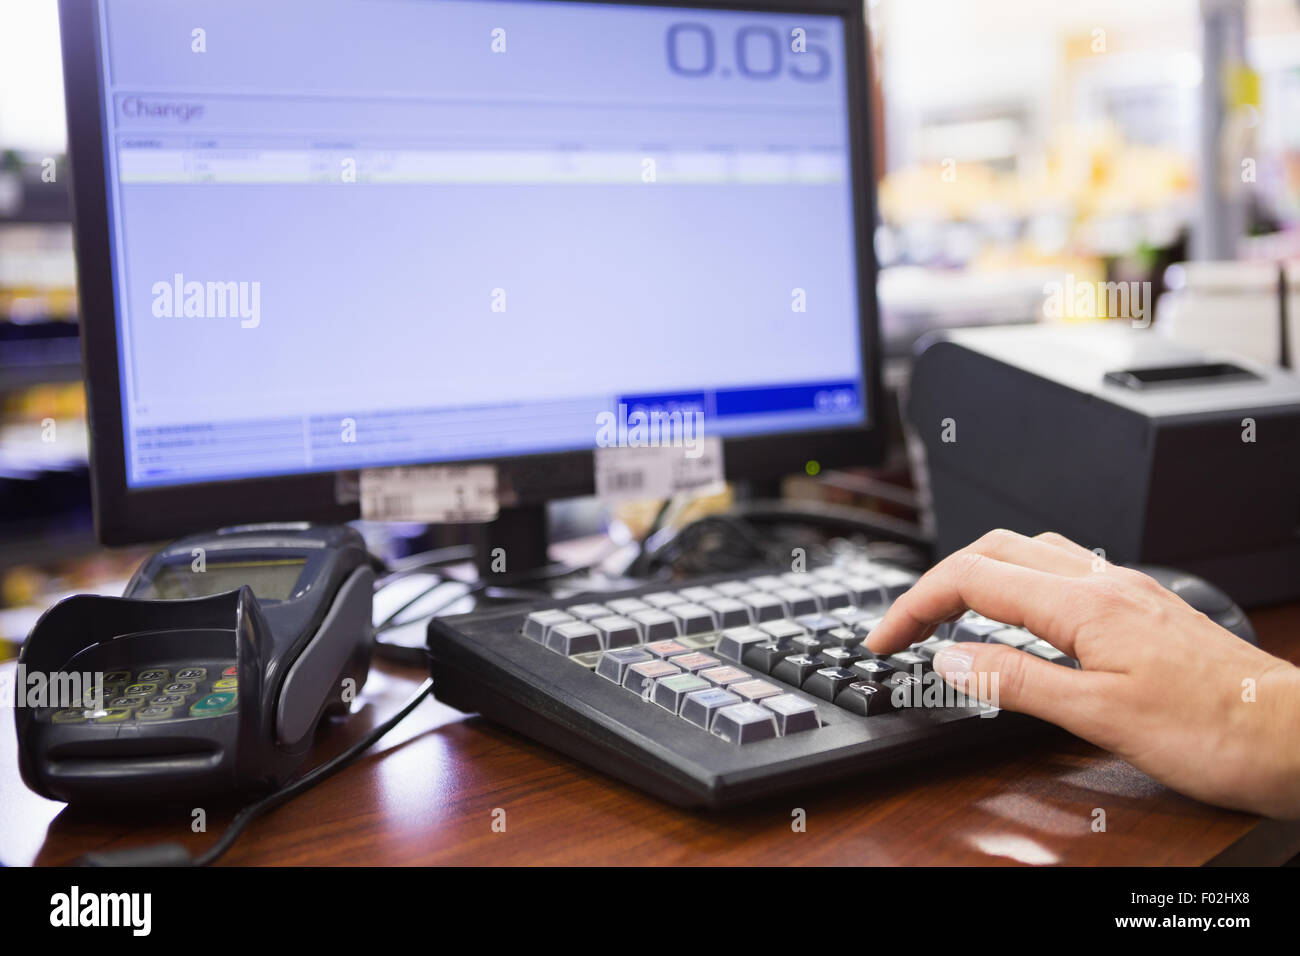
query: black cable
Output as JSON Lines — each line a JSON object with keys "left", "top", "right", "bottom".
{"left": 190, "top": 676, "right": 434, "bottom": 866}
{"left": 375, "top": 580, "right": 486, "bottom": 635}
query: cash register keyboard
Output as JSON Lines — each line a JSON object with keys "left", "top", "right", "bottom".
{"left": 428, "top": 559, "right": 1074, "bottom": 807}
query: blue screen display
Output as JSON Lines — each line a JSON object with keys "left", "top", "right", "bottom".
{"left": 92, "top": 0, "right": 868, "bottom": 487}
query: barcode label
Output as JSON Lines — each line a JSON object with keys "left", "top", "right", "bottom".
{"left": 359, "top": 465, "right": 498, "bottom": 523}
{"left": 594, "top": 437, "right": 724, "bottom": 502}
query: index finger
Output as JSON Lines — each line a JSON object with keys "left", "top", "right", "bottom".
{"left": 865, "top": 551, "right": 1086, "bottom": 656}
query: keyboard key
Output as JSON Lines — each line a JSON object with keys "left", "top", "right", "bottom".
{"left": 851, "top": 658, "right": 895, "bottom": 681}
{"left": 1024, "top": 640, "right": 1079, "bottom": 668}
{"left": 812, "top": 565, "right": 848, "bottom": 581}
{"left": 808, "top": 582, "right": 851, "bottom": 610}
{"left": 714, "top": 580, "right": 753, "bottom": 598}
{"left": 887, "top": 672, "right": 924, "bottom": 706}
{"left": 759, "top": 619, "right": 807, "bottom": 644}
{"left": 730, "top": 678, "right": 782, "bottom": 701}
{"left": 987, "top": 627, "right": 1037, "bottom": 649}
{"left": 789, "top": 634, "right": 826, "bottom": 658}
{"left": 715, "top": 625, "right": 770, "bottom": 662}
{"left": 951, "top": 613, "right": 1004, "bottom": 643}
{"left": 677, "top": 633, "right": 719, "bottom": 651}
{"left": 596, "top": 647, "right": 653, "bottom": 684}
{"left": 546, "top": 622, "right": 603, "bottom": 656}
{"left": 589, "top": 615, "right": 641, "bottom": 649}
{"left": 863, "top": 565, "right": 918, "bottom": 599}
{"left": 742, "top": 642, "right": 796, "bottom": 673}
{"left": 672, "top": 652, "right": 722, "bottom": 673}
{"left": 679, "top": 586, "right": 721, "bottom": 603}
{"left": 654, "top": 673, "right": 710, "bottom": 714}
{"left": 746, "top": 575, "right": 786, "bottom": 591}
{"left": 644, "top": 591, "right": 686, "bottom": 608}
{"left": 780, "top": 572, "right": 812, "bottom": 587}
{"left": 703, "top": 597, "right": 752, "bottom": 629}
{"left": 830, "top": 606, "right": 875, "bottom": 628}
{"left": 567, "top": 603, "right": 611, "bottom": 621}
{"left": 607, "top": 597, "right": 651, "bottom": 615}
{"left": 108, "top": 695, "right": 148, "bottom": 710}
{"left": 680, "top": 687, "right": 741, "bottom": 729}
{"left": 795, "top": 613, "right": 840, "bottom": 637}
{"left": 762, "top": 694, "right": 821, "bottom": 734}
{"left": 818, "top": 645, "right": 864, "bottom": 668}
{"left": 711, "top": 702, "right": 778, "bottom": 744}
{"left": 174, "top": 667, "right": 205, "bottom": 682}
{"left": 842, "top": 575, "right": 887, "bottom": 608}
{"left": 887, "top": 650, "right": 929, "bottom": 673}
{"left": 623, "top": 660, "right": 681, "bottom": 696}
{"left": 699, "top": 665, "right": 749, "bottom": 687}
{"left": 644, "top": 639, "right": 691, "bottom": 659}
{"left": 630, "top": 609, "right": 680, "bottom": 641}
{"left": 523, "top": 609, "right": 573, "bottom": 642}
{"left": 803, "top": 666, "right": 859, "bottom": 701}
{"left": 823, "top": 625, "right": 864, "bottom": 648}
{"left": 771, "top": 654, "right": 824, "bottom": 686}
{"left": 774, "top": 588, "right": 819, "bottom": 617}
{"left": 836, "top": 680, "right": 893, "bottom": 716}
{"left": 572, "top": 651, "right": 603, "bottom": 669}
{"left": 850, "top": 616, "right": 885, "bottom": 640}
{"left": 668, "top": 602, "right": 718, "bottom": 636}
{"left": 912, "top": 638, "right": 957, "bottom": 661}
{"left": 740, "top": 592, "right": 787, "bottom": 622}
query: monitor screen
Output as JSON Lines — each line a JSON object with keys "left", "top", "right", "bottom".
{"left": 90, "top": 0, "right": 868, "bottom": 489}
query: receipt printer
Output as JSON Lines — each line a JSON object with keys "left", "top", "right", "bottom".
{"left": 908, "top": 324, "right": 1300, "bottom": 606}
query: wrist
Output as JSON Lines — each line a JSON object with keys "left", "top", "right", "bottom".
{"left": 1261, "top": 662, "right": 1300, "bottom": 819}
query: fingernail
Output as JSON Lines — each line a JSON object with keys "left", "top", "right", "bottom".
{"left": 933, "top": 645, "right": 975, "bottom": 675}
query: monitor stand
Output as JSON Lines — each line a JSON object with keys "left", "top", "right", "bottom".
{"left": 471, "top": 504, "right": 550, "bottom": 584}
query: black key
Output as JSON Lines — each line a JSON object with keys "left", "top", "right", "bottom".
{"left": 817, "top": 645, "right": 864, "bottom": 668}
{"left": 851, "top": 658, "right": 895, "bottom": 681}
{"left": 771, "top": 654, "right": 824, "bottom": 686}
{"left": 835, "top": 680, "right": 894, "bottom": 716}
{"left": 802, "top": 666, "right": 858, "bottom": 701}
{"left": 741, "top": 641, "right": 795, "bottom": 674}
{"left": 950, "top": 614, "right": 1004, "bottom": 643}
{"left": 886, "top": 671, "right": 924, "bottom": 707}
{"left": 789, "top": 634, "right": 825, "bottom": 658}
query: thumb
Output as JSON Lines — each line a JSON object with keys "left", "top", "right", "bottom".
{"left": 931, "top": 641, "right": 1105, "bottom": 738}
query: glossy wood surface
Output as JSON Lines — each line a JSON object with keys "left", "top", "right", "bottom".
{"left": 4, "top": 605, "right": 1299, "bottom": 866}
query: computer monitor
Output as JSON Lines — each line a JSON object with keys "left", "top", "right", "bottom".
{"left": 60, "top": 0, "right": 883, "bottom": 547}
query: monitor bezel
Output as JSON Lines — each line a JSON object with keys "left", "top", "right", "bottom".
{"left": 60, "top": 0, "right": 885, "bottom": 546}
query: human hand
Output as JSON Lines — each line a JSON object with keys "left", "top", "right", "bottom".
{"left": 865, "top": 530, "right": 1300, "bottom": 818}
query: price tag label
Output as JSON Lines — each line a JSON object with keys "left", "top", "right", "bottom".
{"left": 359, "top": 465, "right": 498, "bottom": 523}
{"left": 594, "top": 437, "right": 724, "bottom": 502}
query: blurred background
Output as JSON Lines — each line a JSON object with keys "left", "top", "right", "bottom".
{"left": 3, "top": 0, "right": 1300, "bottom": 651}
